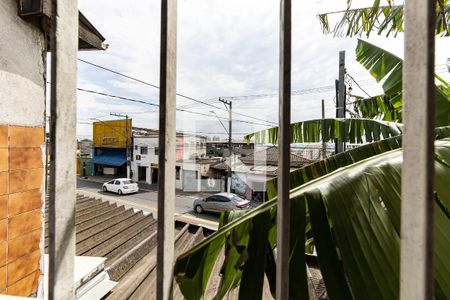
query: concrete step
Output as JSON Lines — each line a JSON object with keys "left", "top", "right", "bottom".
{"left": 76, "top": 212, "right": 146, "bottom": 256}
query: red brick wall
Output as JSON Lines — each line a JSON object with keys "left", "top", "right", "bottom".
{"left": 0, "top": 125, "right": 43, "bottom": 296}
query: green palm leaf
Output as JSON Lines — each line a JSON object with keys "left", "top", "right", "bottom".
{"left": 173, "top": 128, "right": 450, "bottom": 299}
{"left": 317, "top": 3, "right": 450, "bottom": 37}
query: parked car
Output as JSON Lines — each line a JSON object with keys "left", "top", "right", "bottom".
{"left": 102, "top": 178, "right": 139, "bottom": 195}
{"left": 193, "top": 192, "right": 250, "bottom": 214}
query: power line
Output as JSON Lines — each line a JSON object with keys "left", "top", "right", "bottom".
{"left": 346, "top": 73, "right": 372, "bottom": 98}
{"left": 77, "top": 87, "right": 272, "bottom": 127}
{"left": 78, "top": 59, "right": 276, "bottom": 125}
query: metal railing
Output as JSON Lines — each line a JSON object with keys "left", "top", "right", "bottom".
{"left": 46, "top": 0, "right": 436, "bottom": 299}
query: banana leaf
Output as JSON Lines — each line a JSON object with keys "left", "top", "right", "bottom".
{"left": 244, "top": 118, "right": 402, "bottom": 145}
{"left": 356, "top": 39, "right": 450, "bottom": 126}
{"left": 353, "top": 94, "right": 402, "bottom": 121}
{"left": 174, "top": 127, "right": 450, "bottom": 299}
{"left": 317, "top": 2, "right": 450, "bottom": 37}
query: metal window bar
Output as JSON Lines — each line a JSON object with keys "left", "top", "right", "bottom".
{"left": 40, "top": 0, "right": 436, "bottom": 299}
{"left": 157, "top": 0, "right": 177, "bottom": 299}
{"left": 48, "top": 0, "right": 79, "bottom": 299}
{"left": 400, "top": 0, "right": 436, "bottom": 298}
{"left": 277, "top": 0, "right": 291, "bottom": 299}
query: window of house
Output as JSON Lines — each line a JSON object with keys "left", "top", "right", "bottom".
{"left": 141, "top": 146, "right": 148, "bottom": 155}
{"left": 155, "top": 147, "right": 159, "bottom": 155}
{"left": 135, "top": 145, "right": 138, "bottom": 150}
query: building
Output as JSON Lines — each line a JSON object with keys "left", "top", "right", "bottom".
{"left": 131, "top": 132, "right": 208, "bottom": 187}
{"left": 0, "top": 0, "right": 105, "bottom": 296}
{"left": 211, "top": 146, "right": 313, "bottom": 201}
{"left": 77, "top": 139, "right": 93, "bottom": 157}
{"left": 91, "top": 119, "right": 132, "bottom": 177}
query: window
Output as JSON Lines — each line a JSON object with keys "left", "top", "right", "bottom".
{"left": 122, "top": 180, "right": 132, "bottom": 184}
{"left": 141, "top": 146, "right": 148, "bottom": 155}
{"left": 218, "top": 196, "right": 231, "bottom": 202}
{"left": 135, "top": 145, "right": 138, "bottom": 150}
{"left": 176, "top": 166, "right": 180, "bottom": 180}
{"left": 155, "top": 147, "right": 159, "bottom": 155}
{"left": 114, "top": 180, "right": 120, "bottom": 185}
{"left": 206, "top": 196, "right": 218, "bottom": 202}
{"left": 136, "top": 154, "right": 141, "bottom": 160}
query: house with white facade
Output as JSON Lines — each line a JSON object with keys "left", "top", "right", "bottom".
{"left": 131, "top": 132, "right": 208, "bottom": 188}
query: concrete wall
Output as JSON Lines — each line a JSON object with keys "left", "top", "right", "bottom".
{"left": 0, "top": 1, "right": 46, "bottom": 296}
{"left": 0, "top": 1, "right": 46, "bottom": 127}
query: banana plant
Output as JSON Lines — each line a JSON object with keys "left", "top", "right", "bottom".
{"left": 353, "top": 39, "right": 450, "bottom": 126}
{"left": 245, "top": 118, "right": 402, "bottom": 145}
{"left": 173, "top": 127, "right": 450, "bottom": 300}
{"left": 317, "top": 1, "right": 450, "bottom": 37}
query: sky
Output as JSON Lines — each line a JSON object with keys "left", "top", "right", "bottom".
{"left": 75, "top": 0, "right": 450, "bottom": 140}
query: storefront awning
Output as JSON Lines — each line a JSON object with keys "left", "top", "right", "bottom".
{"left": 91, "top": 153, "right": 126, "bottom": 167}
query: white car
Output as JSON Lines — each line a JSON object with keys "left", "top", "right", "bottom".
{"left": 102, "top": 178, "right": 139, "bottom": 195}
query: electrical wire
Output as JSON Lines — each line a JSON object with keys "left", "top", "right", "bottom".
{"left": 77, "top": 88, "right": 273, "bottom": 127}
{"left": 346, "top": 73, "right": 372, "bottom": 98}
{"left": 78, "top": 59, "right": 276, "bottom": 126}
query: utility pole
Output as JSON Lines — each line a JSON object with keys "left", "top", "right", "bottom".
{"left": 111, "top": 112, "right": 131, "bottom": 179}
{"left": 335, "top": 51, "right": 346, "bottom": 153}
{"left": 321, "top": 99, "right": 326, "bottom": 159}
{"left": 219, "top": 98, "right": 232, "bottom": 193}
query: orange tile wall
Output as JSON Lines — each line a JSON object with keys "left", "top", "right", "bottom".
{"left": 0, "top": 125, "right": 43, "bottom": 296}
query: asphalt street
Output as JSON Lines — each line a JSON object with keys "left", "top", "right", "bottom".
{"left": 77, "top": 179, "right": 219, "bottom": 230}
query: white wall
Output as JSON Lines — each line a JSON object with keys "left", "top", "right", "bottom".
{"left": 182, "top": 135, "right": 207, "bottom": 160}
{"left": 132, "top": 137, "right": 158, "bottom": 184}
{"left": 0, "top": 0, "right": 46, "bottom": 127}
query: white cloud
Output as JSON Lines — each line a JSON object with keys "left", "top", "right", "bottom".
{"left": 76, "top": 0, "right": 450, "bottom": 139}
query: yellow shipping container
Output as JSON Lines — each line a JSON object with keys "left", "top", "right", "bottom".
{"left": 93, "top": 119, "right": 132, "bottom": 148}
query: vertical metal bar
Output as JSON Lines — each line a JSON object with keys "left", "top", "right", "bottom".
{"left": 157, "top": 0, "right": 177, "bottom": 299}
{"left": 48, "top": 0, "right": 78, "bottom": 299}
{"left": 277, "top": 0, "right": 291, "bottom": 299}
{"left": 321, "top": 99, "right": 326, "bottom": 159}
{"left": 336, "top": 51, "right": 345, "bottom": 153}
{"left": 400, "top": 0, "right": 435, "bottom": 298}
{"left": 228, "top": 101, "right": 232, "bottom": 193}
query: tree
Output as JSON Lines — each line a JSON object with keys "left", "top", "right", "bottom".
{"left": 317, "top": 0, "right": 450, "bottom": 37}
{"left": 174, "top": 129, "right": 450, "bottom": 299}
{"left": 353, "top": 39, "right": 450, "bottom": 126}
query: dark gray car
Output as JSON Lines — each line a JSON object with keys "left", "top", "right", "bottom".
{"left": 193, "top": 192, "right": 250, "bottom": 214}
